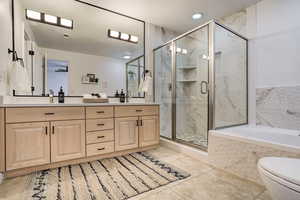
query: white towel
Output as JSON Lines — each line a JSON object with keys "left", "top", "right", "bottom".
{"left": 139, "top": 74, "right": 152, "bottom": 95}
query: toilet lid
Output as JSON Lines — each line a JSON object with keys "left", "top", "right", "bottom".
{"left": 259, "top": 157, "right": 300, "bottom": 186}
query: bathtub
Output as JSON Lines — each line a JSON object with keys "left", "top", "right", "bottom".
{"left": 208, "top": 126, "right": 300, "bottom": 185}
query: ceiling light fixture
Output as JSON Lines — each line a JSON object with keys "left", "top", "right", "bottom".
{"left": 108, "top": 30, "right": 139, "bottom": 44}
{"left": 44, "top": 14, "right": 57, "bottom": 24}
{"left": 192, "top": 13, "right": 203, "bottom": 20}
{"left": 26, "top": 9, "right": 41, "bottom": 21}
{"left": 123, "top": 55, "right": 131, "bottom": 59}
{"left": 25, "top": 9, "right": 73, "bottom": 30}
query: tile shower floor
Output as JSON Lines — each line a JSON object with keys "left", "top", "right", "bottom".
{"left": 0, "top": 146, "right": 272, "bottom": 200}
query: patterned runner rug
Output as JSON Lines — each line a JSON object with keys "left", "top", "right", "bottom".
{"left": 21, "top": 152, "right": 190, "bottom": 200}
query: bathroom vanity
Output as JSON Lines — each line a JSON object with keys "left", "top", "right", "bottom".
{"left": 0, "top": 103, "right": 159, "bottom": 177}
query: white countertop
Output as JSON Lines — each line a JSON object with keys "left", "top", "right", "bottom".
{"left": 0, "top": 102, "right": 159, "bottom": 108}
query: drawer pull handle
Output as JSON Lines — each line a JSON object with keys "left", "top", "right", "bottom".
{"left": 136, "top": 120, "right": 139, "bottom": 126}
{"left": 136, "top": 110, "right": 143, "bottom": 112}
{"left": 97, "top": 148, "right": 105, "bottom": 151}
{"left": 97, "top": 124, "right": 105, "bottom": 126}
{"left": 45, "top": 127, "right": 48, "bottom": 135}
{"left": 96, "top": 111, "right": 105, "bottom": 114}
{"left": 52, "top": 126, "right": 55, "bottom": 134}
{"left": 45, "top": 112, "right": 55, "bottom": 115}
{"left": 97, "top": 136, "right": 105, "bottom": 139}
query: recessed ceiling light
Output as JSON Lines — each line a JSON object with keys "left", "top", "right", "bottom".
{"left": 26, "top": 9, "right": 41, "bottom": 20}
{"left": 44, "top": 14, "right": 57, "bottom": 24}
{"left": 60, "top": 18, "right": 73, "bottom": 28}
{"left": 192, "top": 13, "right": 203, "bottom": 20}
{"left": 123, "top": 55, "right": 131, "bottom": 59}
{"left": 120, "top": 33, "right": 130, "bottom": 40}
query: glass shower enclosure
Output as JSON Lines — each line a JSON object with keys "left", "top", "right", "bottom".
{"left": 153, "top": 20, "right": 248, "bottom": 150}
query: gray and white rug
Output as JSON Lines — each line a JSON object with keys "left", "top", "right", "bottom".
{"left": 20, "top": 152, "right": 190, "bottom": 200}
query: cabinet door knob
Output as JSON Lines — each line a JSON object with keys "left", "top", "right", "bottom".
{"left": 136, "top": 120, "right": 139, "bottom": 126}
{"left": 52, "top": 126, "right": 55, "bottom": 134}
{"left": 45, "top": 127, "right": 48, "bottom": 135}
{"left": 140, "top": 120, "right": 143, "bottom": 126}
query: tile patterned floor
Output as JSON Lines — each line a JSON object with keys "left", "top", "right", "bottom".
{"left": 0, "top": 146, "right": 272, "bottom": 200}
{"left": 130, "top": 146, "right": 272, "bottom": 200}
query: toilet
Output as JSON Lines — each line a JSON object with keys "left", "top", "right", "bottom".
{"left": 258, "top": 157, "right": 300, "bottom": 200}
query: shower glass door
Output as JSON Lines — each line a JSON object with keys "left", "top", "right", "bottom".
{"left": 174, "top": 25, "right": 209, "bottom": 148}
{"left": 154, "top": 44, "right": 173, "bottom": 139}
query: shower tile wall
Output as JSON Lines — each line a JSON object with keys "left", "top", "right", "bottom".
{"left": 175, "top": 27, "right": 209, "bottom": 147}
{"left": 256, "top": 86, "right": 300, "bottom": 130}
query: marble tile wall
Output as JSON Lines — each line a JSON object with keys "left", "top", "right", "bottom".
{"left": 256, "top": 85, "right": 300, "bottom": 130}
{"left": 208, "top": 132, "right": 300, "bottom": 185}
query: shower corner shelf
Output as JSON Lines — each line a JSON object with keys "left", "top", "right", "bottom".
{"left": 177, "top": 66, "right": 198, "bottom": 70}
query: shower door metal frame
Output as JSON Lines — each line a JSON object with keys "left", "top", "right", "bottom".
{"left": 153, "top": 20, "right": 249, "bottom": 151}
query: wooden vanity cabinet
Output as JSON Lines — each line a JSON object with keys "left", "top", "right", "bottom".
{"left": 50, "top": 120, "right": 86, "bottom": 163}
{"left": 6, "top": 122, "right": 50, "bottom": 170}
{"left": 115, "top": 117, "right": 139, "bottom": 151}
{"left": 115, "top": 106, "right": 160, "bottom": 151}
{"left": 3, "top": 105, "right": 159, "bottom": 176}
{"left": 0, "top": 108, "right": 5, "bottom": 172}
{"left": 139, "top": 115, "right": 160, "bottom": 147}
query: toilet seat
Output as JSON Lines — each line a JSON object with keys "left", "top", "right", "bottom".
{"left": 258, "top": 157, "right": 300, "bottom": 193}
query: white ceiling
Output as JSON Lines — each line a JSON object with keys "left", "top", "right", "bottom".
{"left": 83, "top": 0, "right": 260, "bottom": 33}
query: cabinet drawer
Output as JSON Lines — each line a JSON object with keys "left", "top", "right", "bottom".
{"left": 86, "top": 130, "right": 114, "bottom": 144}
{"left": 86, "top": 118, "right": 114, "bottom": 132}
{"left": 115, "top": 106, "right": 159, "bottom": 117}
{"left": 86, "top": 142, "right": 114, "bottom": 157}
{"left": 6, "top": 107, "right": 84, "bottom": 123}
{"left": 86, "top": 106, "right": 114, "bottom": 119}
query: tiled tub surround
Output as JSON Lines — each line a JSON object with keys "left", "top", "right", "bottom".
{"left": 256, "top": 85, "right": 300, "bottom": 130}
{"left": 208, "top": 126, "right": 300, "bottom": 185}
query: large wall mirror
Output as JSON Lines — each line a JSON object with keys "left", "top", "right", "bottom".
{"left": 10, "top": 0, "right": 145, "bottom": 97}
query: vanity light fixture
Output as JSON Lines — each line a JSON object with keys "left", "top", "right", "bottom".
{"left": 130, "top": 35, "right": 139, "bottom": 43}
{"left": 26, "top": 10, "right": 41, "bottom": 21}
{"left": 60, "top": 18, "right": 73, "bottom": 28}
{"left": 182, "top": 49, "right": 188, "bottom": 54}
{"left": 25, "top": 9, "right": 73, "bottom": 29}
{"left": 44, "top": 14, "right": 57, "bottom": 24}
{"left": 108, "top": 29, "right": 139, "bottom": 44}
{"left": 120, "top": 33, "right": 130, "bottom": 40}
{"left": 108, "top": 30, "right": 120, "bottom": 38}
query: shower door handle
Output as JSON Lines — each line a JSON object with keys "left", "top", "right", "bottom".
{"left": 168, "top": 83, "right": 172, "bottom": 91}
{"left": 200, "top": 81, "right": 208, "bottom": 94}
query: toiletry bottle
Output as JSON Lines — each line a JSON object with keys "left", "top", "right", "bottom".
{"left": 58, "top": 86, "right": 65, "bottom": 103}
{"left": 120, "top": 89, "right": 125, "bottom": 103}
{"left": 115, "top": 90, "right": 119, "bottom": 97}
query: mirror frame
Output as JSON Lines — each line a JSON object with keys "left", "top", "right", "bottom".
{"left": 10, "top": 0, "right": 146, "bottom": 98}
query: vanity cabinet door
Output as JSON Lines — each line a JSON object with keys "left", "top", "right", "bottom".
{"left": 115, "top": 117, "right": 139, "bottom": 151}
{"left": 6, "top": 122, "right": 50, "bottom": 170}
{"left": 139, "top": 116, "right": 160, "bottom": 147}
{"left": 50, "top": 120, "right": 86, "bottom": 162}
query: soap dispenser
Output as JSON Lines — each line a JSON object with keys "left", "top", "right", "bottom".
{"left": 120, "top": 89, "right": 125, "bottom": 103}
{"left": 58, "top": 86, "right": 65, "bottom": 103}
